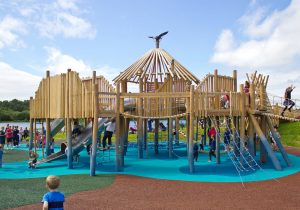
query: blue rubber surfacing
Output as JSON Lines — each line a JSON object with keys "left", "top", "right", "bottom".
{"left": 0, "top": 144, "right": 300, "bottom": 182}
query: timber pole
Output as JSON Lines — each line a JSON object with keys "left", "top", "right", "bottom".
{"left": 45, "top": 70, "right": 51, "bottom": 156}
{"left": 239, "top": 84, "right": 246, "bottom": 164}
{"left": 29, "top": 97, "right": 34, "bottom": 151}
{"left": 216, "top": 116, "right": 221, "bottom": 164}
{"left": 248, "top": 83, "right": 255, "bottom": 157}
{"left": 188, "top": 85, "right": 195, "bottom": 173}
{"left": 66, "top": 69, "right": 73, "bottom": 169}
{"left": 175, "top": 117, "right": 179, "bottom": 145}
{"left": 115, "top": 82, "right": 123, "bottom": 171}
{"left": 137, "top": 71, "right": 143, "bottom": 158}
{"left": 154, "top": 78, "right": 159, "bottom": 154}
{"left": 90, "top": 71, "right": 98, "bottom": 176}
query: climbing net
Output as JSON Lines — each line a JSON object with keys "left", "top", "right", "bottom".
{"left": 209, "top": 116, "right": 279, "bottom": 186}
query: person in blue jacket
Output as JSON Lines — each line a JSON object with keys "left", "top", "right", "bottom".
{"left": 42, "top": 175, "right": 65, "bottom": 210}
{"left": 208, "top": 137, "right": 216, "bottom": 162}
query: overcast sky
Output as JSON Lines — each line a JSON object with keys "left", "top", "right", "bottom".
{"left": 0, "top": 0, "right": 299, "bottom": 101}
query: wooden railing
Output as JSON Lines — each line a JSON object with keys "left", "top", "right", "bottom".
{"left": 196, "top": 70, "right": 236, "bottom": 93}
{"left": 30, "top": 70, "right": 115, "bottom": 119}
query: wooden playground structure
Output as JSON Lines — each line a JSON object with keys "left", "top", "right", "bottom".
{"left": 29, "top": 42, "right": 299, "bottom": 175}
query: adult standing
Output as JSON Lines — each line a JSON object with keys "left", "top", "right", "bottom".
{"left": 102, "top": 118, "right": 116, "bottom": 149}
{"left": 0, "top": 127, "right": 5, "bottom": 146}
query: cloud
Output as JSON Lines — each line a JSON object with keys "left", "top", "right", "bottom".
{"left": 211, "top": 0, "right": 300, "bottom": 69}
{"left": 45, "top": 47, "right": 119, "bottom": 82}
{"left": 211, "top": 0, "right": 300, "bottom": 100}
{"left": 37, "top": 12, "right": 96, "bottom": 39}
{"left": 0, "top": 0, "right": 96, "bottom": 42}
{"left": 0, "top": 16, "right": 26, "bottom": 49}
{"left": 0, "top": 62, "right": 41, "bottom": 100}
{"left": 34, "top": 0, "right": 96, "bottom": 39}
{"left": 45, "top": 47, "right": 93, "bottom": 76}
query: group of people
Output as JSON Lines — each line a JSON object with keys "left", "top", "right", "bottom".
{"left": 193, "top": 126, "right": 248, "bottom": 162}
{"left": 193, "top": 126, "right": 227, "bottom": 162}
{"left": 192, "top": 120, "right": 282, "bottom": 163}
{"left": 0, "top": 124, "right": 29, "bottom": 150}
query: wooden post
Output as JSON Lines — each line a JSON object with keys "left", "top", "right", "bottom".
{"left": 154, "top": 119, "right": 159, "bottom": 154}
{"left": 186, "top": 115, "right": 189, "bottom": 155}
{"left": 137, "top": 72, "right": 143, "bottom": 159}
{"left": 233, "top": 117, "right": 239, "bottom": 156}
{"left": 260, "top": 116, "right": 267, "bottom": 163}
{"left": 34, "top": 119, "right": 37, "bottom": 154}
{"left": 216, "top": 116, "right": 220, "bottom": 164}
{"left": 46, "top": 70, "right": 51, "bottom": 156}
{"left": 168, "top": 118, "right": 173, "bottom": 158}
{"left": 154, "top": 78, "right": 159, "bottom": 154}
{"left": 144, "top": 119, "right": 148, "bottom": 158}
{"left": 214, "top": 69, "right": 220, "bottom": 110}
{"left": 259, "top": 83, "right": 266, "bottom": 111}
{"left": 124, "top": 118, "right": 130, "bottom": 156}
{"left": 203, "top": 118, "right": 207, "bottom": 145}
{"left": 232, "top": 70, "right": 238, "bottom": 156}
{"left": 29, "top": 97, "right": 34, "bottom": 151}
{"left": 115, "top": 82, "right": 123, "bottom": 171}
{"left": 195, "top": 117, "right": 199, "bottom": 142}
{"left": 66, "top": 69, "right": 73, "bottom": 169}
{"left": 239, "top": 84, "right": 246, "bottom": 164}
{"left": 233, "top": 70, "right": 237, "bottom": 93}
{"left": 168, "top": 72, "right": 173, "bottom": 158}
{"left": 248, "top": 83, "right": 255, "bottom": 157}
{"left": 120, "top": 80, "right": 127, "bottom": 166}
{"left": 175, "top": 117, "right": 179, "bottom": 145}
{"left": 66, "top": 118, "right": 72, "bottom": 169}
{"left": 185, "top": 82, "right": 191, "bottom": 155}
{"left": 188, "top": 85, "right": 195, "bottom": 173}
{"left": 90, "top": 82, "right": 99, "bottom": 176}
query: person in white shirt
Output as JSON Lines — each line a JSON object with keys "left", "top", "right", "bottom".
{"left": 102, "top": 118, "right": 116, "bottom": 148}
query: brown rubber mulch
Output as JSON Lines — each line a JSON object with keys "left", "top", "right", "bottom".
{"left": 12, "top": 148, "right": 300, "bottom": 210}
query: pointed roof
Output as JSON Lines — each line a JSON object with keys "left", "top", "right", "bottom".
{"left": 113, "top": 48, "right": 200, "bottom": 84}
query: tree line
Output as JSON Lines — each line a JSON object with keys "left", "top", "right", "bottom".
{"left": 0, "top": 99, "right": 29, "bottom": 121}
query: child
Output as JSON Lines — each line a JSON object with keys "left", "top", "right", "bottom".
{"left": 224, "top": 128, "right": 231, "bottom": 151}
{"left": 208, "top": 137, "right": 216, "bottom": 162}
{"left": 50, "top": 138, "right": 55, "bottom": 154}
{"left": 28, "top": 150, "right": 38, "bottom": 168}
{"left": 193, "top": 141, "right": 199, "bottom": 162}
{"left": 42, "top": 175, "right": 65, "bottom": 210}
{"left": 199, "top": 135, "right": 204, "bottom": 151}
{"left": 0, "top": 144, "right": 3, "bottom": 168}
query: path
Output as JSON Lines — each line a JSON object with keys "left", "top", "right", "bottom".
{"left": 11, "top": 147, "right": 300, "bottom": 210}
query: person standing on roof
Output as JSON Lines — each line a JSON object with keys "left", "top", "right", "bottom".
{"left": 281, "top": 85, "right": 296, "bottom": 116}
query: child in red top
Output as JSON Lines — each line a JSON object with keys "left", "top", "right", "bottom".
{"left": 5, "top": 126, "right": 13, "bottom": 150}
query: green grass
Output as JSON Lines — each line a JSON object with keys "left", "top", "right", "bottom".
{"left": 278, "top": 121, "right": 300, "bottom": 147}
{"left": 3, "top": 149, "right": 29, "bottom": 163}
{"left": 0, "top": 174, "right": 115, "bottom": 209}
{"left": 54, "top": 132, "right": 66, "bottom": 140}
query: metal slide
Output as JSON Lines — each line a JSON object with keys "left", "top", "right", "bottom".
{"left": 36, "top": 118, "right": 107, "bottom": 165}
{"left": 50, "top": 118, "right": 65, "bottom": 137}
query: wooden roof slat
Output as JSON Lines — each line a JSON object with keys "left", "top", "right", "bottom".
{"left": 113, "top": 48, "right": 199, "bottom": 84}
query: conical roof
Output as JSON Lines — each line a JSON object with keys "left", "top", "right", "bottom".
{"left": 113, "top": 48, "right": 200, "bottom": 84}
